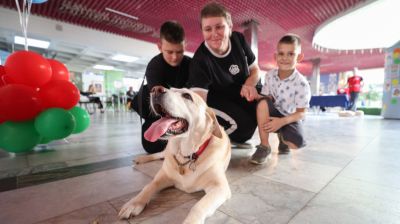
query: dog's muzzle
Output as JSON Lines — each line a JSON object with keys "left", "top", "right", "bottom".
{"left": 150, "top": 86, "right": 166, "bottom": 109}
{"left": 144, "top": 87, "right": 189, "bottom": 142}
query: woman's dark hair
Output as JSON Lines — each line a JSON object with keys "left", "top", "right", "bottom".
{"left": 200, "top": 2, "right": 232, "bottom": 27}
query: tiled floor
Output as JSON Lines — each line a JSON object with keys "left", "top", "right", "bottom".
{"left": 0, "top": 112, "right": 143, "bottom": 191}
{"left": 1, "top": 111, "right": 400, "bottom": 224}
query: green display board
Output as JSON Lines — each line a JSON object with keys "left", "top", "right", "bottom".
{"left": 104, "top": 70, "right": 125, "bottom": 96}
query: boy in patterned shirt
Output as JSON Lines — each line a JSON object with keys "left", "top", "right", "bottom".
{"left": 249, "top": 34, "right": 311, "bottom": 165}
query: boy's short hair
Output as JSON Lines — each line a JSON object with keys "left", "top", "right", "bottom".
{"left": 200, "top": 2, "right": 232, "bottom": 27}
{"left": 278, "top": 34, "right": 302, "bottom": 52}
{"left": 160, "top": 21, "right": 185, "bottom": 44}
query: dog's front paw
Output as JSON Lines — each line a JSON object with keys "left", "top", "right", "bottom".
{"left": 118, "top": 200, "right": 146, "bottom": 219}
{"left": 182, "top": 215, "right": 204, "bottom": 224}
{"left": 133, "top": 157, "right": 145, "bottom": 164}
{"left": 133, "top": 155, "right": 151, "bottom": 164}
{"left": 182, "top": 219, "right": 203, "bottom": 224}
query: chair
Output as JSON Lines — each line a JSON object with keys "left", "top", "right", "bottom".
{"left": 105, "top": 94, "right": 119, "bottom": 112}
{"left": 79, "top": 95, "right": 96, "bottom": 114}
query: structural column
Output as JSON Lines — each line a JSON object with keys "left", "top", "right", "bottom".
{"left": 242, "top": 19, "right": 259, "bottom": 64}
{"left": 310, "top": 58, "right": 321, "bottom": 95}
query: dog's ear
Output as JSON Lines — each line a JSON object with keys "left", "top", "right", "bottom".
{"left": 206, "top": 107, "right": 223, "bottom": 139}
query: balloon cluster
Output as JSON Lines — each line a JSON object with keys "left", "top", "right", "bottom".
{"left": 0, "top": 51, "right": 90, "bottom": 153}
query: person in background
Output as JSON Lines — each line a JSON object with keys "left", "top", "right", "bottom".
{"left": 187, "top": 2, "right": 261, "bottom": 148}
{"left": 139, "top": 20, "right": 191, "bottom": 154}
{"left": 126, "top": 86, "right": 136, "bottom": 98}
{"left": 81, "top": 84, "right": 104, "bottom": 113}
{"left": 347, "top": 67, "right": 364, "bottom": 111}
{"left": 126, "top": 86, "right": 136, "bottom": 110}
{"left": 249, "top": 34, "right": 311, "bottom": 165}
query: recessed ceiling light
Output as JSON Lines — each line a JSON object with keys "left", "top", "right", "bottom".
{"left": 111, "top": 54, "right": 139, "bottom": 63}
{"left": 105, "top": 8, "right": 139, "bottom": 20}
{"left": 93, "top": 64, "right": 114, "bottom": 70}
{"left": 313, "top": 0, "right": 400, "bottom": 50}
{"left": 14, "top": 36, "right": 50, "bottom": 49}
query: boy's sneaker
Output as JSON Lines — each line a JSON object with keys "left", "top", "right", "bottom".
{"left": 277, "top": 133, "right": 290, "bottom": 154}
{"left": 249, "top": 144, "right": 271, "bottom": 165}
{"left": 231, "top": 141, "right": 254, "bottom": 149}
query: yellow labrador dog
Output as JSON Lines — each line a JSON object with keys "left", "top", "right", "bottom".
{"left": 119, "top": 87, "right": 231, "bottom": 224}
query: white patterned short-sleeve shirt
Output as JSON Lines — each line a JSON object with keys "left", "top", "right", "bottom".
{"left": 261, "top": 69, "right": 311, "bottom": 116}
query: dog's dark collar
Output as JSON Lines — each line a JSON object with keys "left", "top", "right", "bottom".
{"left": 173, "top": 138, "right": 211, "bottom": 175}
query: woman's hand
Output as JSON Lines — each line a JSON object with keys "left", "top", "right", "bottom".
{"left": 240, "top": 85, "right": 258, "bottom": 102}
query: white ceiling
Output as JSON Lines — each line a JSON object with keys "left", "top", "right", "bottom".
{"left": 0, "top": 7, "right": 162, "bottom": 78}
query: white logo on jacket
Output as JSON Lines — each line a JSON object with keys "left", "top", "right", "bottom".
{"left": 229, "top": 64, "right": 240, "bottom": 75}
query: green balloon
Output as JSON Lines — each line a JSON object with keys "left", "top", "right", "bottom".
{"left": 35, "top": 108, "right": 76, "bottom": 140}
{"left": 69, "top": 106, "right": 90, "bottom": 134}
{"left": 39, "top": 136, "right": 53, "bottom": 144}
{"left": 0, "top": 120, "right": 41, "bottom": 153}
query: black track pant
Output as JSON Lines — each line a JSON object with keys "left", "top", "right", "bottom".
{"left": 348, "top": 92, "right": 360, "bottom": 111}
{"left": 207, "top": 94, "right": 258, "bottom": 143}
{"left": 141, "top": 118, "right": 168, "bottom": 154}
{"left": 88, "top": 96, "right": 103, "bottom": 109}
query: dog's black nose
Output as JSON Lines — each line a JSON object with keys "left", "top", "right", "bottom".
{"left": 151, "top": 86, "right": 166, "bottom": 103}
{"left": 151, "top": 86, "right": 166, "bottom": 96}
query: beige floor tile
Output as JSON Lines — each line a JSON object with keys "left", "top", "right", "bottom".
{"left": 0, "top": 167, "right": 151, "bottom": 224}
{"left": 65, "top": 152, "right": 133, "bottom": 167}
{"left": 109, "top": 188, "right": 203, "bottom": 223}
{"left": 220, "top": 175, "right": 315, "bottom": 224}
{"left": 0, "top": 153, "right": 28, "bottom": 173}
{"left": 36, "top": 201, "right": 129, "bottom": 224}
{"left": 253, "top": 155, "right": 343, "bottom": 193}
{"left": 289, "top": 176, "right": 400, "bottom": 224}
{"left": 132, "top": 159, "right": 163, "bottom": 178}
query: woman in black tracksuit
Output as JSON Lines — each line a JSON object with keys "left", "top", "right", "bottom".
{"left": 187, "top": 2, "right": 261, "bottom": 144}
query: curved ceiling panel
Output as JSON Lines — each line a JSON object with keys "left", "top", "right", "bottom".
{"left": 0, "top": 0, "right": 385, "bottom": 75}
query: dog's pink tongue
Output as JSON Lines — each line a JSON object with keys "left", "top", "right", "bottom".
{"left": 144, "top": 117, "right": 178, "bottom": 142}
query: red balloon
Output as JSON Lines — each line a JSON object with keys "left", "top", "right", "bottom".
{"left": 39, "top": 80, "right": 80, "bottom": 110}
{"left": 0, "top": 65, "right": 5, "bottom": 87}
{"left": 0, "top": 74, "right": 16, "bottom": 86}
{"left": 48, "top": 59, "right": 70, "bottom": 81}
{"left": 0, "top": 84, "right": 43, "bottom": 121}
{"left": 4, "top": 51, "right": 52, "bottom": 88}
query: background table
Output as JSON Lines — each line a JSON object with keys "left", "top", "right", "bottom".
{"left": 310, "top": 95, "right": 349, "bottom": 108}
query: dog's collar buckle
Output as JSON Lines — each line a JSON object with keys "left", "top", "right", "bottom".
{"left": 189, "top": 153, "right": 198, "bottom": 161}
{"left": 174, "top": 138, "right": 211, "bottom": 175}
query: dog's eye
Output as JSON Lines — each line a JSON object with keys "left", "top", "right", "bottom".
{"left": 182, "top": 93, "right": 193, "bottom": 101}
